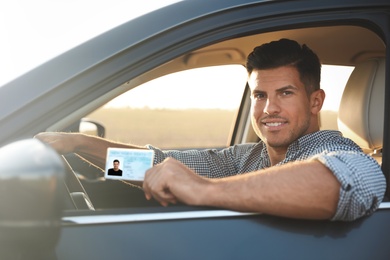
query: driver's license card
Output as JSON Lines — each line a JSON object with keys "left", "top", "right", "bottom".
{"left": 104, "top": 148, "right": 154, "bottom": 181}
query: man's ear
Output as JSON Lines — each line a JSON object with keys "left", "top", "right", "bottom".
{"left": 310, "top": 89, "right": 325, "bottom": 114}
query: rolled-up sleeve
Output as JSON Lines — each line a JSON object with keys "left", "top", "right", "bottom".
{"left": 315, "top": 151, "right": 386, "bottom": 221}
{"left": 145, "top": 130, "right": 386, "bottom": 221}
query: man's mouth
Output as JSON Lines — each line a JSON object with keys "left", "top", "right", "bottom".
{"left": 260, "top": 117, "right": 287, "bottom": 130}
{"left": 265, "top": 122, "right": 283, "bottom": 127}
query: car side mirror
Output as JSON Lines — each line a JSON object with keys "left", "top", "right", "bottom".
{"left": 62, "top": 118, "right": 105, "bottom": 138}
{"left": 79, "top": 118, "right": 106, "bottom": 137}
{"left": 0, "top": 139, "right": 65, "bottom": 259}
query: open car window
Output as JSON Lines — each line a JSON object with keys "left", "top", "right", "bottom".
{"left": 58, "top": 22, "right": 385, "bottom": 214}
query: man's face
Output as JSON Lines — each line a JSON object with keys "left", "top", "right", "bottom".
{"left": 113, "top": 161, "right": 120, "bottom": 170}
{"left": 248, "top": 66, "right": 323, "bottom": 152}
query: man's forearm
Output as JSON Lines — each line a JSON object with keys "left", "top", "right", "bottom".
{"left": 204, "top": 160, "right": 340, "bottom": 220}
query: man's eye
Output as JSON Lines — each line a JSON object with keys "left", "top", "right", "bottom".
{"left": 254, "top": 93, "right": 265, "bottom": 99}
{"left": 282, "top": 91, "right": 293, "bottom": 96}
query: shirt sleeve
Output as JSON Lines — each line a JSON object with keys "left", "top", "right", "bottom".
{"left": 314, "top": 151, "right": 386, "bottom": 221}
{"left": 145, "top": 144, "right": 258, "bottom": 178}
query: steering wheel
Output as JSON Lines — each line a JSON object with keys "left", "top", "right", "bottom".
{"left": 61, "top": 156, "right": 95, "bottom": 210}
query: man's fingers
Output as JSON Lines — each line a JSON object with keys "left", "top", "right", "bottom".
{"left": 143, "top": 166, "right": 178, "bottom": 206}
{"left": 145, "top": 185, "right": 177, "bottom": 206}
{"left": 144, "top": 191, "right": 152, "bottom": 201}
{"left": 143, "top": 157, "right": 204, "bottom": 206}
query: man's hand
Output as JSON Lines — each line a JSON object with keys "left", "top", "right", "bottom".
{"left": 35, "top": 132, "right": 78, "bottom": 154}
{"left": 143, "top": 158, "right": 210, "bottom": 207}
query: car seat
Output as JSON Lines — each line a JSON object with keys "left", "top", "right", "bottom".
{"left": 337, "top": 57, "right": 385, "bottom": 162}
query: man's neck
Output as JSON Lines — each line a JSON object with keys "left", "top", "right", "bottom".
{"left": 265, "top": 129, "right": 321, "bottom": 165}
{"left": 267, "top": 146, "right": 287, "bottom": 166}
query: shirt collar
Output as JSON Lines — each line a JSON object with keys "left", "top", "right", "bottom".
{"left": 258, "top": 130, "right": 342, "bottom": 166}
{"left": 287, "top": 130, "right": 341, "bottom": 155}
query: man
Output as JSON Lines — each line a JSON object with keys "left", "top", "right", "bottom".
{"left": 107, "top": 159, "right": 123, "bottom": 176}
{"left": 36, "top": 39, "right": 386, "bottom": 221}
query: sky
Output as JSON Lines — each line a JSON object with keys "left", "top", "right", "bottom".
{"left": 0, "top": 0, "right": 246, "bottom": 110}
{"left": 0, "top": 0, "right": 353, "bottom": 110}
{"left": 0, "top": 0, "right": 180, "bottom": 86}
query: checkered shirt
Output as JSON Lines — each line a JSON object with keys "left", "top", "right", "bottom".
{"left": 147, "top": 130, "right": 386, "bottom": 221}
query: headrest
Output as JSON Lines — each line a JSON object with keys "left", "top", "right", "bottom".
{"left": 337, "top": 58, "right": 385, "bottom": 151}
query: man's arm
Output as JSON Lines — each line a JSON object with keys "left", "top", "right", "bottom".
{"left": 35, "top": 132, "right": 145, "bottom": 169}
{"left": 143, "top": 157, "right": 340, "bottom": 220}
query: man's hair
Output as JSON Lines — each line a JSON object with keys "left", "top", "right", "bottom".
{"left": 246, "top": 38, "right": 321, "bottom": 94}
{"left": 113, "top": 159, "right": 120, "bottom": 163}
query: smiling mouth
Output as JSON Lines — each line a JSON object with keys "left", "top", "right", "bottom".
{"left": 260, "top": 116, "right": 287, "bottom": 130}
{"left": 265, "top": 122, "right": 283, "bottom": 127}
{"left": 261, "top": 120, "right": 288, "bottom": 131}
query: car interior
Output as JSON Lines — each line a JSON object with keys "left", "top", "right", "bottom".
{"left": 60, "top": 24, "right": 386, "bottom": 211}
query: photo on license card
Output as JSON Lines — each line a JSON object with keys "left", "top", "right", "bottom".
{"left": 104, "top": 148, "right": 154, "bottom": 181}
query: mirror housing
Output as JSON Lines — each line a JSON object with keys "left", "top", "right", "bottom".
{"left": 62, "top": 118, "right": 105, "bottom": 137}
{"left": 79, "top": 118, "right": 105, "bottom": 137}
{"left": 0, "top": 139, "right": 65, "bottom": 258}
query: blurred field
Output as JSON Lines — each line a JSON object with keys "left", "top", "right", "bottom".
{"left": 87, "top": 108, "right": 237, "bottom": 149}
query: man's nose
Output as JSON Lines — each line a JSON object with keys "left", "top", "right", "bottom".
{"left": 263, "top": 97, "right": 280, "bottom": 115}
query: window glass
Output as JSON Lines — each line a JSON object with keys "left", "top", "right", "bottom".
{"left": 319, "top": 65, "right": 354, "bottom": 130}
{"left": 86, "top": 65, "right": 248, "bottom": 149}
